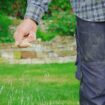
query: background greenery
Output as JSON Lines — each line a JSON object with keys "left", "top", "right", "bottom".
{"left": 0, "top": 0, "right": 76, "bottom": 42}
{"left": 0, "top": 1, "right": 78, "bottom": 104}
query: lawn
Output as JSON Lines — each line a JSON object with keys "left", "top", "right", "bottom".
{"left": 0, "top": 63, "right": 80, "bottom": 105}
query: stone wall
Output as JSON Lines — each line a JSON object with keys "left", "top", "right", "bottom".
{"left": 0, "top": 36, "right": 76, "bottom": 64}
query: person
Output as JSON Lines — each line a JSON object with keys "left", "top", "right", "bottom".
{"left": 14, "top": 0, "right": 105, "bottom": 105}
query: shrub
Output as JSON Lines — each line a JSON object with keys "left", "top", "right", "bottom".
{"left": 43, "top": 0, "right": 76, "bottom": 36}
{"left": 0, "top": 12, "right": 13, "bottom": 43}
{"left": 46, "top": 11, "right": 76, "bottom": 36}
{"left": 49, "top": 0, "right": 72, "bottom": 12}
{"left": 37, "top": 28, "right": 56, "bottom": 41}
{"left": 0, "top": 0, "right": 26, "bottom": 18}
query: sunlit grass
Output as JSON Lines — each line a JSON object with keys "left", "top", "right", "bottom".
{"left": 0, "top": 63, "right": 80, "bottom": 105}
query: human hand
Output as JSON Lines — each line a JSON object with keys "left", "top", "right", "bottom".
{"left": 14, "top": 18, "right": 37, "bottom": 48}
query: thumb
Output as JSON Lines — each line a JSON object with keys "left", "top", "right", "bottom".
{"left": 26, "top": 31, "right": 36, "bottom": 43}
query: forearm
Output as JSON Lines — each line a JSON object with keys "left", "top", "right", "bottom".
{"left": 24, "top": 0, "right": 51, "bottom": 24}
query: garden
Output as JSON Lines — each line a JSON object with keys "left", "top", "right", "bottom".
{"left": 0, "top": 1, "right": 79, "bottom": 105}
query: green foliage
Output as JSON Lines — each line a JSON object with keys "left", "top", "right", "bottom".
{"left": 37, "top": 28, "right": 56, "bottom": 41}
{"left": 46, "top": 12, "right": 76, "bottom": 36}
{"left": 0, "top": 12, "right": 13, "bottom": 43}
{"left": 43, "top": 0, "right": 76, "bottom": 36}
{"left": 49, "top": 0, "right": 72, "bottom": 11}
{"left": 0, "top": 0, "right": 26, "bottom": 18}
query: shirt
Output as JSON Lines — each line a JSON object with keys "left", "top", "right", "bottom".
{"left": 24, "top": 0, "right": 105, "bottom": 24}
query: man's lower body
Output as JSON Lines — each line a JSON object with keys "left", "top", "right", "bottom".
{"left": 75, "top": 17, "right": 105, "bottom": 105}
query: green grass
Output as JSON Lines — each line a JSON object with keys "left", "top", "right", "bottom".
{"left": 0, "top": 63, "right": 80, "bottom": 105}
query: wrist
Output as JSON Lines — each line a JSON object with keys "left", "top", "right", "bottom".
{"left": 24, "top": 18, "right": 38, "bottom": 26}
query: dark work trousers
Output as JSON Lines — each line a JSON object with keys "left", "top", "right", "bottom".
{"left": 75, "top": 17, "right": 105, "bottom": 105}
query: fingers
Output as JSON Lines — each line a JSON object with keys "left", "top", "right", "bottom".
{"left": 26, "top": 31, "right": 36, "bottom": 43}
{"left": 18, "top": 39, "right": 32, "bottom": 48}
{"left": 14, "top": 31, "right": 36, "bottom": 48}
{"left": 14, "top": 31, "right": 24, "bottom": 47}
{"left": 18, "top": 31, "right": 36, "bottom": 48}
